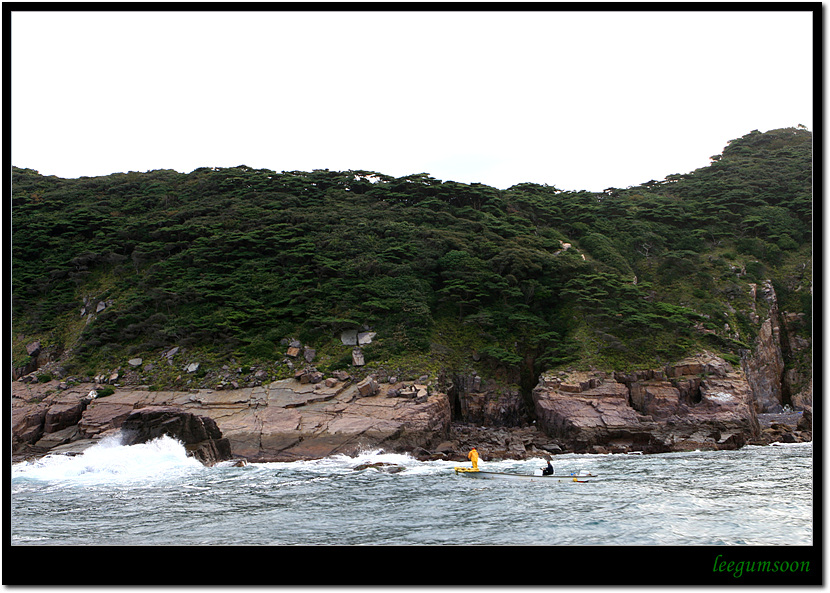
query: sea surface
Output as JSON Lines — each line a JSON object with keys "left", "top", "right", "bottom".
{"left": 10, "top": 436, "right": 813, "bottom": 547}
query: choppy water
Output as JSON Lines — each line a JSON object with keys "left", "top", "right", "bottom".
{"left": 11, "top": 435, "right": 812, "bottom": 546}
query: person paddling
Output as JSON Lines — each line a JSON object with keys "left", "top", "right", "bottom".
{"left": 541, "top": 459, "right": 554, "bottom": 476}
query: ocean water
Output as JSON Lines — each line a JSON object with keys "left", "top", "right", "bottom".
{"left": 10, "top": 435, "right": 813, "bottom": 548}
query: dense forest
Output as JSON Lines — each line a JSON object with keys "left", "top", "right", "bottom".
{"left": 11, "top": 127, "right": 812, "bottom": 394}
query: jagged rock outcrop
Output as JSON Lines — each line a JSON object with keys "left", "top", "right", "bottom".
{"left": 532, "top": 353, "right": 762, "bottom": 453}
{"left": 742, "top": 315, "right": 786, "bottom": 413}
{"left": 741, "top": 280, "right": 812, "bottom": 413}
{"left": 440, "top": 372, "right": 529, "bottom": 427}
{"left": 12, "top": 386, "right": 98, "bottom": 454}
{"left": 12, "top": 342, "right": 810, "bottom": 464}
{"left": 780, "top": 311, "right": 813, "bottom": 411}
{"left": 120, "top": 406, "right": 233, "bottom": 466}
{"left": 533, "top": 375, "right": 663, "bottom": 454}
{"left": 797, "top": 408, "right": 812, "bottom": 433}
{"left": 755, "top": 410, "right": 811, "bottom": 445}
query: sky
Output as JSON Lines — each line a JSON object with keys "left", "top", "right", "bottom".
{"left": 11, "top": 8, "right": 815, "bottom": 192}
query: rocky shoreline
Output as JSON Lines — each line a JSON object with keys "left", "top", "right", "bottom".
{"left": 11, "top": 352, "right": 811, "bottom": 466}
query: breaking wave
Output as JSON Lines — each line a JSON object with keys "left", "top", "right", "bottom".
{"left": 11, "top": 433, "right": 204, "bottom": 484}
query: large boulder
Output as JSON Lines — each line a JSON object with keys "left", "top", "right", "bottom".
{"left": 120, "top": 406, "right": 233, "bottom": 466}
{"left": 356, "top": 376, "right": 379, "bottom": 397}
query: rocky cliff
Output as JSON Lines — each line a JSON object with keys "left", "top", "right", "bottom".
{"left": 12, "top": 130, "right": 813, "bottom": 468}
{"left": 12, "top": 374, "right": 452, "bottom": 464}
{"left": 533, "top": 353, "right": 761, "bottom": 454}
{"left": 12, "top": 348, "right": 810, "bottom": 467}
{"left": 11, "top": 271, "right": 811, "bottom": 465}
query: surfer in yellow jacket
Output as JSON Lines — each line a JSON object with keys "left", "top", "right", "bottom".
{"left": 467, "top": 447, "right": 479, "bottom": 471}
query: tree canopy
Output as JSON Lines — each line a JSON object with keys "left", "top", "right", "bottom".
{"left": 11, "top": 127, "right": 812, "bottom": 385}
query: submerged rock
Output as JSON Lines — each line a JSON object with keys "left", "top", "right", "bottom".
{"left": 353, "top": 462, "right": 404, "bottom": 473}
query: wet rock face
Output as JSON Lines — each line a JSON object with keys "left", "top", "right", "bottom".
{"left": 120, "top": 406, "right": 233, "bottom": 466}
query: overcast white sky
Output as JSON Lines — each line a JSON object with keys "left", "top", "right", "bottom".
{"left": 11, "top": 9, "right": 814, "bottom": 192}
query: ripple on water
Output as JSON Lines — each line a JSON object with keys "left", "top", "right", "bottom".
{"left": 11, "top": 442, "right": 812, "bottom": 546}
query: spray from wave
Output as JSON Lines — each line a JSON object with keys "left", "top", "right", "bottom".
{"left": 11, "top": 438, "right": 579, "bottom": 487}
{"left": 11, "top": 433, "right": 204, "bottom": 484}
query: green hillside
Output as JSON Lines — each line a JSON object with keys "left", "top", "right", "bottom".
{"left": 11, "top": 127, "right": 812, "bottom": 393}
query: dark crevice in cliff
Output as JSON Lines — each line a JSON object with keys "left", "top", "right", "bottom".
{"left": 520, "top": 352, "right": 540, "bottom": 424}
{"left": 442, "top": 364, "right": 536, "bottom": 427}
{"left": 775, "top": 310, "right": 795, "bottom": 408}
{"left": 675, "top": 378, "right": 703, "bottom": 406}
{"left": 448, "top": 381, "right": 464, "bottom": 421}
{"left": 691, "top": 384, "right": 703, "bottom": 405}
{"left": 781, "top": 378, "right": 793, "bottom": 408}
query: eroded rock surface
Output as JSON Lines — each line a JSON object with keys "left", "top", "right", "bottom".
{"left": 12, "top": 351, "right": 809, "bottom": 464}
{"left": 533, "top": 353, "right": 767, "bottom": 453}
{"left": 12, "top": 377, "right": 451, "bottom": 463}
{"left": 120, "top": 406, "right": 232, "bottom": 466}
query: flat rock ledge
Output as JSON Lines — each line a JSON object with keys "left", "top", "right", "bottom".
{"left": 12, "top": 352, "right": 811, "bottom": 464}
{"left": 12, "top": 377, "right": 452, "bottom": 464}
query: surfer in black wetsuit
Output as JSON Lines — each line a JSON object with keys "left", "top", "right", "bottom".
{"left": 542, "top": 460, "right": 554, "bottom": 476}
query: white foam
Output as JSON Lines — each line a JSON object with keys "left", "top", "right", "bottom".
{"left": 12, "top": 434, "right": 204, "bottom": 484}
